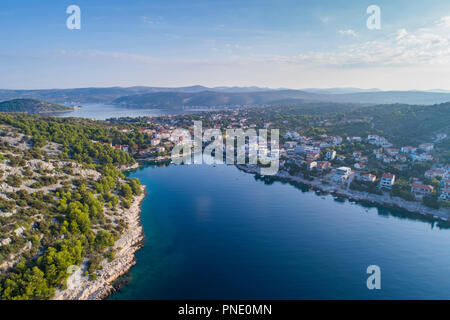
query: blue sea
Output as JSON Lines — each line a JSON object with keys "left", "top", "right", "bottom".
{"left": 109, "top": 162, "right": 450, "bottom": 299}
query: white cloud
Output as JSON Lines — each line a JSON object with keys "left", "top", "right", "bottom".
{"left": 339, "top": 29, "right": 358, "bottom": 37}
{"left": 436, "top": 16, "right": 450, "bottom": 28}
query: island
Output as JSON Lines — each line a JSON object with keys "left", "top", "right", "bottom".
{"left": 0, "top": 99, "right": 77, "bottom": 114}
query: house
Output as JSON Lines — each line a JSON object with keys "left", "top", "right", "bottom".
{"left": 336, "top": 155, "right": 346, "bottom": 162}
{"left": 285, "top": 141, "right": 297, "bottom": 149}
{"left": 380, "top": 173, "right": 396, "bottom": 189}
{"left": 114, "top": 145, "right": 129, "bottom": 153}
{"left": 354, "top": 162, "right": 367, "bottom": 170}
{"left": 317, "top": 161, "right": 332, "bottom": 172}
{"left": 440, "top": 189, "right": 450, "bottom": 201}
{"left": 325, "top": 150, "right": 336, "bottom": 160}
{"left": 352, "top": 151, "right": 362, "bottom": 160}
{"left": 385, "top": 148, "right": 399, "bottom": 156}
{"left": 401, "top": 146, "right": 417, "bottom": 154}
{"left": 139, "top": 128, "right": 154, "bottom": 134}
{"left": 425, "top": 170, "right": 446, "bottom": 179}
{"left": 395, "top": 154, "right": 407, "bottom": 162}
{"left": 284, "top": 131, "right": 300, "bottom": 140}
{"left": 151, "top": 138, "right": 161, "bottom": 146}
{"left": 306, "top": 151, "right": 321, "bottom": 161}
{"left": 441, "top": 180, "right": 450, "bottom": 189}
{"left": 368, "top": 135, "right": 392, "bottom": 147}
{"left": 419, "top": 143, "right": 434, "bottom": 152}
{"left": 383, "top": 156, "right": 395, "bottom": 164}
{"left": 374, "top": 148, "right": 383, "bottom": 158}
{"left": 411, "top": 153, "right": 433, "bottom": 162}
{"left": 411, "top": 183, "right": 434, "bottom": 196}
{"left": 331, "top": 136, "right": 343, "bottom": 145}
{"left": 336, "top": 167, "right": 352, "bottom": 176}
{"left": 306, "top": 161, "right": 317, "bottom": 171}
{"left": 347, "top": 136, "right": 362, "bottom": 142}
{"left": 360, "top": 173, "right": 377, "bottom": 182}
{"left": 359, "top": 156, "right": 368, "bottom": 163}
{"left": 156, "top": 146, "right": 165, "bottom": 153}
{"left": 333, "top": 167, "right": 351, "bottom": 183}
{"left": 139, "top": 148, "right": 152, "bottom": 155}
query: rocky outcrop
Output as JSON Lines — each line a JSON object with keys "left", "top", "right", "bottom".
{"left": 53, "top": 188, "right": 146, "bottom": 300}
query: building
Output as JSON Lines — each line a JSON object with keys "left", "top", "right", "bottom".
{"left": 410, "top": 153, "right": 433, "bottom": 162}
{"left": 359, "top": 173, "right": 377, "bottom": 182}
{"left": 383, "top": 156, "right": 395, "bottom": 164}
{"left": 419, "top": 143, "right": 434, "bottom": 152}
{"left": 395, "top": 154, "right": 407, "bottom": 162}
{"left": 425, "top": 170, "right": 446, "bottom": 179}
{"left": 317, "top": 161, "right": 331, "bottom": 172}
{"left": 336, "top": 155, "right": 346, "bottom": 162}
{"left": 359, "top": 156, "right": 368, "bottom": 163}
{"left": 385, "top": 148, "right": 399, "bottom": 156}
{"left": 352, "top": 151, "right": 362, "bottom": 160}
{"left": 380, "top": 173, "right": 396, "bottom": 189}
{"left": 440, "top": 189, "right": 450, "bottom": 201}
{"left": 325, "top": 150, "right": 336, "bottom": 160}
{"left": 401, "top": 146, "right": 417, "bottom": 154}
{"left": 333, "top": 167, "right": 351, "bottom": 183}
{"left": 336, "top": 167, "right": 352, "bottom": 176}
{"left": 285, "top": 141, "right": 297, "bottom": 149}
{"left": 347, "top": 136, "right": 362, "bottom": 142}
{"left": 151, "top": 138, "right": 161, "bottom": 146}
{"left": 114, "top": 145, "right": 129, "bottom": 153}
{"left": 354, "top": 162, "right": 367, "bottom": 170}
{"left": 411, "top": 183, "right": 434, "bottom": 196}
{"left": 306, "top": 161, "right": 317, "bottom": 171}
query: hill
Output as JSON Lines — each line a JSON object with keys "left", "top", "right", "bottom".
{"left": 1, "top": 87, "right": 450, "bottom": 107}
{"left": 112, "top": 89, "right": 450, "bottom": 109}
{"left": 0, "top": 99, "right": 74, "bottom": 114}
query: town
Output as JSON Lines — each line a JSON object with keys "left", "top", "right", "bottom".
{"left": 102, "top": 103, "right": 450, "bottom": 214}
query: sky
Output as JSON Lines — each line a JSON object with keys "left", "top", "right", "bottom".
{"left": 0, "top": 0, "right": 450, "bottom": 90}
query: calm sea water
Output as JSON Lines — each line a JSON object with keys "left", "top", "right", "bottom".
{"left": 110, "top": 162, "right": 450, "bottom": 299}
{"left": 52, "top": 103, "right": 206, "bottom": 120}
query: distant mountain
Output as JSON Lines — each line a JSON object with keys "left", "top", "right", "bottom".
{"left": 323, "top": 91, "right": 450, "bottom": 105}
{"left": 1, "top": 86, "right": 450, "bottom": 108}
{"left": 112, "top": 90, "right": 322, "bottom": 109}
{"left": 0, "top": 86, "right": 262, "bottom": 104}
{"left": 112, "top": 89, "right": 450, "bottom": 109}
{"left": 301, "top": 88, "right": 381, "bottom": 94}
{"left": 0, "top": 99, "right": 74, "bottom": 114}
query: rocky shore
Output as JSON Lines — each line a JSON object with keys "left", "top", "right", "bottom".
{"left": 53, "top": 187, "right": 146, "bottom": 300}
{"left": 237, "top": 164, "right": 450, "bottom": 221}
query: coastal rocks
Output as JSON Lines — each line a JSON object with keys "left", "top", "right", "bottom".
{"left": 53, "top": 187, "right": 146, "bottom": 300}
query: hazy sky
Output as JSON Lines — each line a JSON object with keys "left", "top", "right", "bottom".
{"left": 1, "top": 0, "right": 450, "bottom": 90}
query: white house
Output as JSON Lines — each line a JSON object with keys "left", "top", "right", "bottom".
{"left": 359, "top": 173, "right": 377, "bottom": 182}
{"left": 325, "top": 150, "right": 336, "bottom": 161}
{"left": 380, "top": 173, "right": 396, "bottom": 189}
{"left": 440, "top": 189, "right": 450, "bottom": 201}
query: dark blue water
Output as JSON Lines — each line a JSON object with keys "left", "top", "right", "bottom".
{"left": 110, "top": 162, "right": 450, "bottom": 299}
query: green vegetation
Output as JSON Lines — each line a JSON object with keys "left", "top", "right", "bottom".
{"left": 0, "top": 114, "right": 142, "bottom": 300}
{"left": 0, "top": 99, "right": 74, "bottom": 114}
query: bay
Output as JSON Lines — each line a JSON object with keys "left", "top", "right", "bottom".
{"left": 109, "top": 162, "right": 450, "bottom": 299}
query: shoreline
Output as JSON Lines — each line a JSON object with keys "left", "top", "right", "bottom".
{"left": 53, "top": 186, "right": 146, "bottom": 300}
{"left": 236, "top": 164, "right": 450, "bottom": 222}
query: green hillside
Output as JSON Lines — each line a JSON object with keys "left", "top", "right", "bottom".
{"left": 0, "top": 99, "right": 74, "bottom": 114}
